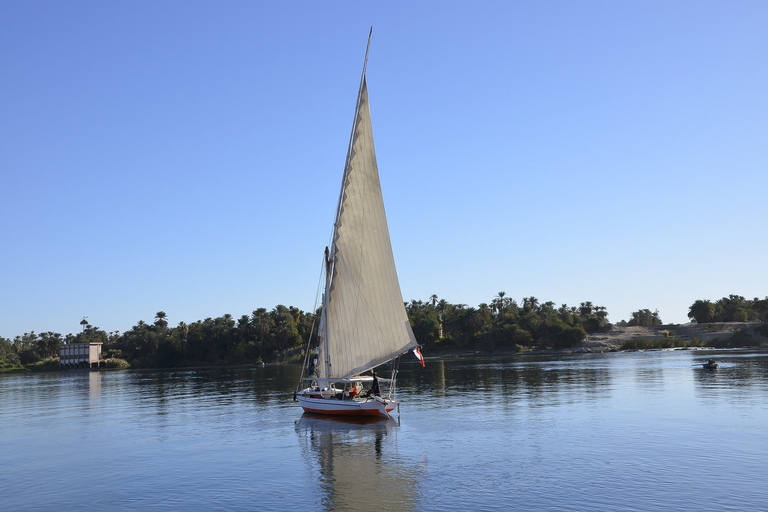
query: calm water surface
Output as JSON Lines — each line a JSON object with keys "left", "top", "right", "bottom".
{"left": 2, "top": 350, "right": 767, "bottom": 511}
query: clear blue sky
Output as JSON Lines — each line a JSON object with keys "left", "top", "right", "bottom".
{"left": 2, "top": 1, "right": 766, "bottom": 339}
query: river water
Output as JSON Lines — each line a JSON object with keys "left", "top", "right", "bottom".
{"left": 2, "top": 349, "right": 767, "bottom": 511}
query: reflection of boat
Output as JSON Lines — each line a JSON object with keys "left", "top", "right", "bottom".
{"left": 295, "top": 30, "right": 421, "bottom": 418}
{"left": 295, "top": 414, "right": 419, "bottom": 511}
{"left": 296, "top": 413, "right": 395, "bottom": 432}
{"left": 702, "top": 359, "right": 719, "bottom": 369}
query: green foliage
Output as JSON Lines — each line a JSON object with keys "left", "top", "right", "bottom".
{"left": 408, "top": 293, "right": 603, "bottom": 351}
{"left": 99, "top": 305, "right": 318, "bottom": 368}
{"left": 627, "top": 309, "right": 662, "bottom": 327}
{"left": 155, "top": 338, "right": 183, "bottom": 368}
{"left": 407, "top": 300, "right": 441, "bottom": 345}
{"left": 8, "top": 291, "right": 765, "bottom": 371}
{"left": 1, "top": 337, "right": 25, "bottom": 372}
{"left": 7, "top": 293, "right": 679, "bottom": 369}
{"left": 704, "top": 329, "right": 760, "bottom": 348}
{"left": 27, "top": 357, "right": 60, "bottom": 372}
{"left": 620, "top": 337, "right": 692, "bottom": 350}
{"left": 0, "top": 364, "right": 27, "bottom": 373}
{"left": 2, "top": 304, "right": 316, "bottom": 370}
{"left": 103, "top": 358, "right": 130, "bottom": 370}
{"left": 688, "top": 295, "right": 767, "bottom": 323}
{"left": 688, "top": 300, "right": 715, "bottom": 324}
{"left": 584, "top": 315, "right": 610, "bottom": 334}
{"left": 620, "top": 326, "right": 764, "bottom": 350}
{"left": 0, "top": 337, "right": 20, "bottom": 367}
{"left": 553, "top": 325, "right": 588, "bottom": 349}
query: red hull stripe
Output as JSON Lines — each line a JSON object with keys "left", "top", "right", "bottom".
{"left": 301, "top": 406, "right": 384, "bottom": 417}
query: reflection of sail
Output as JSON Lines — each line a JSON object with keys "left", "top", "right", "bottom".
{"left": 295, "top": 415, "right": 419, "bottom": 511}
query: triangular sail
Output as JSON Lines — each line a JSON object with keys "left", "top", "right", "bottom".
{"left": 318, "top": 75, "right": 418, "bottom": 379}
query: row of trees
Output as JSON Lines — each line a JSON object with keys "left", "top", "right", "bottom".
{"left": 107, "top": 306, "right": 315, "bottom": 368}
{"left": 622, "top": 309, "right": 663, "bottom": 327}
{"left": 3, "top": 293, "right": 764, "bottom": 370}
{"left": 688, "top": 295, "right": 768, "bottom": 324}
{"left": 1, "top": 306, "right": 315, "bottom": 370}
{"left": 407, "top": 293, "right": 611, "bottom": 351}
{"left": 2, "top": 331, "right": 80, "bottom": 368}
{"left": 2, "top": 294, "right": 612, "bottom": 369}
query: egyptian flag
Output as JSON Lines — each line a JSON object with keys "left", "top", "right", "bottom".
{"left": 412, "top": 348, "right": 425, "bottom": 367}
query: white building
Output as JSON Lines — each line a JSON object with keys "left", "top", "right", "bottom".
{"left": 60, "top": 342, "right": 103, "bottom": 370}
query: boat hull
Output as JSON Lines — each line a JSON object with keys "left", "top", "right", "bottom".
{"left": 297, "top": 395, "right": 397, "bottom": 418}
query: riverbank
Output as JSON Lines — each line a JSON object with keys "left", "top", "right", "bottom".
{"left": 575, "top": 321, "right": 768, "bottom": 353}
{"left": 425, "top": 322, "right": 768, "bottom": 359}
{"left": 4, "top": 323, "right": 766, "bottom": 374}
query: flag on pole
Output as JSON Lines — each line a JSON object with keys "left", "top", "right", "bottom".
{"left": 412, "top": 347, "right": 425, "bottom": 367}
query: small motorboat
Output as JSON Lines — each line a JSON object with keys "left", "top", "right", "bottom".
{"left": 702, "top": 359, "right": 719, "bottom": 369}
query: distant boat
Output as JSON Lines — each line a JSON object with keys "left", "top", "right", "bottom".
{"left": 294, "top": 30, "right": 422, "bottom": 418}
{"left": 702, "top": 359, "right": 719, "bottom": 369}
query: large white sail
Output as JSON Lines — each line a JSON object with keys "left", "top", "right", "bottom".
{"left": 320, "top": 76, "right": 418, "bottom": 379}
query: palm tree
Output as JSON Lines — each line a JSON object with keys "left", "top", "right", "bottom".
{"left": 154, "top": 311, "right": 168, "bottom": 330}
{"left": 271, "top": 306, "right": 300, "bottom": 352}
{"left": 237, "top": 315, "right": 253, "bottom": 345}
{"left": 523, "top": 296, "right": 539, "bottom": 313}
{"left": 176, "top": 321, "right": 189, "bottom": 347}
{"left": 436, "top": 299, "right": 447, "bottom": 338}
{"left": 493, "top": 291, "right": 507, "bottom": 315}
{"left": 408, "top": 300, "right": 425, "bottom": 313}
{"left": 478, "top": 303, "right": 491, "bottom": 324}
{"left": 252, "top": 308, "right": 274, "bottom": 359}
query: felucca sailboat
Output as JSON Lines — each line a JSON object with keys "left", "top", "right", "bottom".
{"left": 295, "top": 30, "right": 424, "bottom": 418}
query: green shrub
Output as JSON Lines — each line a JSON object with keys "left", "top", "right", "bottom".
{"left": 554, "top": 326, "right": 587, "bottom": 349}
{"left": 27, "top": 357, "right": 60, "bottom": 372}
{"left": 103, "top": 358, "right": 131, "bottom": 370}
{"left": 705, "top": 329, "right": 760, "bottom": 348}
{"left": 1, "top": 363, "right": 27, "bottom": 372}
{"left": 621, "top": 337, "right": 691, "bottom": 350}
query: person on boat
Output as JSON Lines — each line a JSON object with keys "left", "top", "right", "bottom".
{"left": 365, "top": 371, "right": 381, "bottom": 397}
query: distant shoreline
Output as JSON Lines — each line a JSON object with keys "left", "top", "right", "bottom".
{"left": 3, "top": 322, "right": 766, "bottom": 375}
{"left": 424, "top": 321, "right": 768, "bottom": 358}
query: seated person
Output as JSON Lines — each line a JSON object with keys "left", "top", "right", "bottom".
{"left": 348, "top": 382, "right": 362, "bottom": 398}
